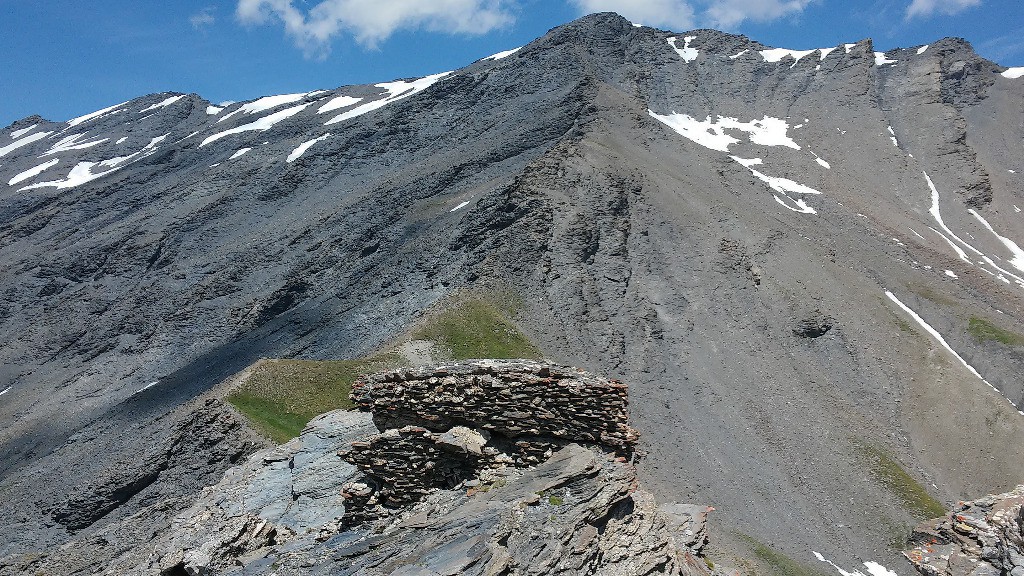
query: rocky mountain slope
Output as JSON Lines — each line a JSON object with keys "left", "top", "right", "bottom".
{"left": 2, "top": 11, "right": 1024, "bottom": 575}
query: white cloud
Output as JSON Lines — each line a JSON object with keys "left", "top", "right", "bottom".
{"left": 704, "top": 0, "right": 815, "bottom": 29}
{"left": 568, "top": 0, "right": 696, "bottom": 29}
{"left": 236, "top": 0, "right": 517, "bottom": 55}
{"left": 568, "top": 0, "right": 817, "bottom": 31}
{"left": 190, "top": 7, "right": 216, "bottom": 30}
{"left": 905, "top": 0, "right": 981, "bottom": 19}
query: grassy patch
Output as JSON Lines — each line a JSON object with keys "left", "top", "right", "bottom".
{"left": 907, "top": 285, "right": 959, "bottom": 308}
{"left": 856, "top": 443, "right": 945, "bottom": 520}
{"left": 968, "top": 316, "right": 1024, "bottom": 347}
{"left": 738, "top": 534, "right": 829, "bottom": 576}
{"left": 412, "top": 295, "right": 540, "bottom": 360}
{"left": 227, "top": 356, "right": 400, "bottom": 443}
{"left": 893, "top": 316, "right": 918, "bottom": 335}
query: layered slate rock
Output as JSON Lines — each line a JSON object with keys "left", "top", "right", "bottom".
{"left": 904, "top": 485, "right": 1024, "bottom": 576}
{"left": 117, "top": 362, "right": 719, "bottom": 575}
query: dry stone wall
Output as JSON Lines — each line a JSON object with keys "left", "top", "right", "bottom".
{"left": 350, "top": 359, "right": 639, "bottom": 450}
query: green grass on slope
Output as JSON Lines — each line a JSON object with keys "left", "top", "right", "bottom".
{"left": 856, "top": 443, "right": 946, "bottom": 520}
{"left": 228, "top": 291, "right": 541, "bottom": 443}
{"left": 968, "top": 316, "right": 1024, "bottom": 346}
{"left": 412, "top": 296, "right": 541, "bottom": 360}
{"left": 738, "top": 534, "right": 830, "bottom": 576}
{"left": 227, "top": 356, "right": 399, "bottom": 443}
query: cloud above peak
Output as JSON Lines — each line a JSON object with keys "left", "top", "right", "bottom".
{"left": 704, "top": 0, "right": 815, "bottom": 28}
{"left": 568, "top": 0, "right": 815, "bottom": 31}
{"left": 568, "top": 0, "right": 695, "bottom": 30}
{"left": 905, "top": 0, "right": 982, "bottom": 19}
{"left": 236, "top": 0, "right": 517, "bottom": 55}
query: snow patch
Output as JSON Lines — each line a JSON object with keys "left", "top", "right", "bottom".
{"left": 668, "top": 36, "right": 699, "bottom": 62}
{"left": 844, "top": 43, "right": 857, "bottom": 53}
{"left": 140, "top": 95, "right": 185, "bottom": 113}
{"left": 864, "top": 562, "right": 899, "bottom": 576}
{"left": 815, "top": 157, "right": 831, "bottom": 169}
{"left": 749, "top": 168, "right": 821, "bottom": 196}
{"left": 206, "top": 105, "right": 223, "bottom": 115}
{"left": 0, "top": 131, "right": 52, "bottom": 158}
{"left": 814, "top": 551, "right": 906, "bottom": 576}
{"left": 648, "top": 111, "right": 800, "bottom": 152}
{"left": 760, "top": 47, "right": 816, "bottom": 67}
{"left": 874, "top": 52, "right": 897, "bottom": 66}
{"left": 819, "top": 47, "right": 836, "bottom": 60}
{"left": 67, "top": 101, "right": 128, "bottom": 127}
{"left": 450, "top": 201, "right": 471, "bottom": 212}
{"left": 924, "top": 172, "right": 984, "bottom": 258}
{"left": 968, "top": 209, "right": 1024, "bottom": 273}
{"left": 21, "top": 162, "right": 102, "bottom": 189}
{"left": 484, "top": 46, "right": 522, "bottom": 61}
{"left": 22, "top": 135, "right": 167, "bottom": 190}
{"left": 730, "top": 156, "right": 762, "bottom": 168}
{"left": 10, "top": 124, "right": 37, "bottom": 139}
{"left": 0, "top": 386, "right": 10, "bottom": 396}
{"left": 318, "top": 95, "right": 363, "bottom": 114}
{"left": 729, "top": 50, "right": 748, "bottom": 59}
{"left": 217, "top": 92, "right": 310, "bottom": 123}
{"left": 116, "top": 136, "right": 128, "bottom": 144}
{"left": 886, "top": 291, "right": 1022, "bottom": 414}
{"left": 773, "top": 194, "right": 817, "bottom": 214}
{"left": 929, "top": 227, "right": 971, "bottom": 263}
{"left": 1001, "top": 67, "right": 1024, "bottom": 79}
{"left": 42, "top": 133, "right": 109, "bottom": 156}
{"left": 134, "top": 381, "right": 159, "bottom": 395}
{"left": 730, "top": 156, "right": 819, "bottom": 214}
{"left": 287, "top": 133, "right": 331, "bottom": 162}
{"left": 230, "top": 148, "right": 252, "bottom": 159}
{"left": 8, "top": 158, "right": 59, "bottom": 185}
{"left": 887, "top": 126, "right": 899, "bottom": 146}
{"left": 325, "top": 72, "right": 451, "bottom": 126}
{"left": 201, "top": 104, "right": 310, "bottom": 147}
{"left": 917, "top": 45, "right": 929, "bottom": 54}
{"left": 945, "top": 270, "right": 958, "bottom": 278}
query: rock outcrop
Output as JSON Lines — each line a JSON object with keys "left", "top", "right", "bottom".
{"left": 129, "top": 361, "right": 718, "bottom": 575}
{"left": 904, "top": 485, "right": 1024, "bottom": 576}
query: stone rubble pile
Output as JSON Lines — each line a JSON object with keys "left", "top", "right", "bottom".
{"left": 904, "top": 484, "right": 1024, "bottom": 576}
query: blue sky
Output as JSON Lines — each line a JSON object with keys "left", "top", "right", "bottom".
{"left": 2, "top": 0, "right": 1022, "bottom": 128}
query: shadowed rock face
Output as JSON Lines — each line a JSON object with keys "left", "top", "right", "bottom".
{"left": 2, "top": 11, "right": 1024, "bottom": 574}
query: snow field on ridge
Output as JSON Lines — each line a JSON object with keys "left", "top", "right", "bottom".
{"left": 324, "top": 71, "right": 451, "bottom": 126}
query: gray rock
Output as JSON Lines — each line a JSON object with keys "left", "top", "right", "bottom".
{"left": 904, "top": 485, "right": 1024, "bottom": 576}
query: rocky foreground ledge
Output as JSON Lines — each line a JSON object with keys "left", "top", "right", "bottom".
{"left": 125, "top": 360, "right": 721, "bottom": 575}
{"left": 904, "top": 485, "right": 1024, "bottom": 576}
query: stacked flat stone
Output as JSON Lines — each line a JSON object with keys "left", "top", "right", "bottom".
{"left": 349, "top": 359, "right": 639, "bottom": 450}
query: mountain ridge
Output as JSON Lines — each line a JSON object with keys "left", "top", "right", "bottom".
{"left": 1, "top": 11, "right": 1023, "bottom": 575}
